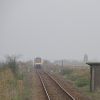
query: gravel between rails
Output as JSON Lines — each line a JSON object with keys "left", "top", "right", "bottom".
{"left": 39, "top": 70, "right": 75, "bottom": 100}
{"left": 32, "top": 69, "right": 47, "bottom": 100}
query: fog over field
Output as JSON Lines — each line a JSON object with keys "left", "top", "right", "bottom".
{"left": 0, "top": 0, "right": 100, "bottom": 61}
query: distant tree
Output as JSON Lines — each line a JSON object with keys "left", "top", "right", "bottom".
{"left": 6, "top": 55, "right": 18, "bottom": 77}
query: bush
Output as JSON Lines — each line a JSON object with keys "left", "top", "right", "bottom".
{"left": 75, "top": 78, "right": 89, "bottom": 87}
{"left": 6, "top": 56, "right": 18, "bottom": 78}
{"left": 17, "top": 74, "right": 24, "bottom": 80}
{"left": 61, "top": 69, "right": 73, "bottom": 75}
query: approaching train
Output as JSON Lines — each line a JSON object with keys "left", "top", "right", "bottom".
{"left": 34, "top": 57, "right": 42, "bottom": 69}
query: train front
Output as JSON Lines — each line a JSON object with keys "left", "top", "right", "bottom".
{"left": 34, "top": 57, "right": 42, "bottom": 69}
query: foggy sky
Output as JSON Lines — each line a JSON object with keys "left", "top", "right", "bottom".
{"left": 0, "top": 0, "right": 100, "bottom": 61}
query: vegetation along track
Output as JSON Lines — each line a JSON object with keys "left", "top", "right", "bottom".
{"left": 36, "top": 69, "right": 75, "bottom": 100}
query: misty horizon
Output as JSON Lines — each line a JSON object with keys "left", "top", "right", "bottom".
{"left": 0, "top": 0, "right": 100, "bottom": 61}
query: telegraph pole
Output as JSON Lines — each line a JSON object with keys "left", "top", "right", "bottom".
{"left": 61, "top": 60, "right": 64, "bottom": 73}
{"left": 62, "top": 60, "right": 63, "bottom": 68}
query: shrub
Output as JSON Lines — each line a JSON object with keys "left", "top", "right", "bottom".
{"left": 61, "top": 68, "right": 73, "bottom": 75}
{"left": 75, "top": 78, "right": 89, "bottom": 87}
{"left": 6, "top": 56, "right": 18, "bottom": 78}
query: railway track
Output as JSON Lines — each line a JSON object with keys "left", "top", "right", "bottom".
{"left": 36, "top": 69, "right": 75, "bottom": 100}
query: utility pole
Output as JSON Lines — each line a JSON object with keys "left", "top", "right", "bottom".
{"left": 61, "top": 60, "right": 64, "bottom": 73}
{"left": 62, "top": 60, "right": 63, "bottom": 68}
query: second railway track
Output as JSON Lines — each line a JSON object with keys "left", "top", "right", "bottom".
{"left": 36, "top": 69, "right": 75, "bottom": 100}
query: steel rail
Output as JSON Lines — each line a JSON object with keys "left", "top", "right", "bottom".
{"left": 36, "top": 70, "right": 51, "bottom": 100}
{"left": 44, "top": 71, "right": 76, "bottom": 100}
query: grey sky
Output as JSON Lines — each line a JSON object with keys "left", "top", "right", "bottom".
{"left": 0, "top": 0, "right": 100, "bottom": 61}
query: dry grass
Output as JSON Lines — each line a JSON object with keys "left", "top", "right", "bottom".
{"left": 0, "top": 67, "right": 19, "bottom": 100}
{"left": 0, "top": 66, "right": 31, "bottom": 100}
